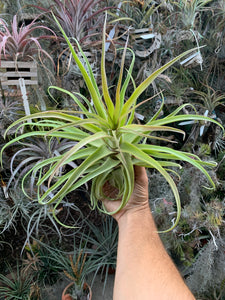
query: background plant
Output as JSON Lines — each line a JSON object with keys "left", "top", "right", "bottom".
{"left": 0, "top": 262, "right": 37, "bottom": 300}
{"left": 174, "top": 0, "right": 213, "bottom": 29}
{"left": 0, "top": 14, "right": 57, "bottom": 63}
{"left": 82, "top": 215, "right": 118, "bottom": 293}
{"left": 5, "top": 136, "right": 77, "bottom": 194}
{"left": 0, "top": 188, "right": 31, "bottom": 234}
{"left": 191, "top": 83, "right": 225, "bottom": 115}
{"left": 33, "top": 0, "right": 112, "bottom": 46}
{"left": 0, "top": 186, "right": 65, "bottom": 253}
{"left": 33, "top": 237, "right": 94, "bottom": 297}
{"left": 0, "top": 94, "right": 24, "bottom": 136}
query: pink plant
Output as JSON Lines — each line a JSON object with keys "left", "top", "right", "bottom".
{"left": 33, "top": 0, "right": 114, "bottom": 45}
{"left": 0, "top": 14, "right": 58, "bottom": 64}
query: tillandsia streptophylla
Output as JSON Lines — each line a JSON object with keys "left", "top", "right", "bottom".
{"left": 1, "top": 13, "right": 223, "bottom": 232}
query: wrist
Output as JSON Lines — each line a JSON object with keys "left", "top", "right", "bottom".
{"left": 117, "top": 203, "right": 155, "bottom": 230}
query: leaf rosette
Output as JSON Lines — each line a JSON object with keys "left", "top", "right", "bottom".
{"left": 1, "top": 14, "right": 223, "bottom": 231}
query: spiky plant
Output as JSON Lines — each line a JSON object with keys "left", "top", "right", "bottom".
{"left": 1, "top": 14, "right": 223, "bottom": 232}
{"left": 0, "top": 14, "right": 57, "bottom": 63}
{"left": 0, "top": 188, "right": 31, "bottom": 234}
{"left": 36, "top": 238, "right": 93, "bottom": 297}
{"left": 174, "top": 0, "right": 213, "bottom": 29}
{"left": 116, "top": 0, "right": 160, "bottom": 29}
{"left": 82, "top": 215, "right": 118, "bottom": 293}
{"left": 6, "top": 136, "right": 77, "bottom": 194}
{"left": 0, "top": 263, "right": 35, "bottom": 300}
{"left": 0, "top": 94, "right": 24, "bottom": 136}
{"left": 33, "top": 0, "right": 112, "bottom": 45}
{"left": 191, "top": 83, "right": 225, "bottom": 115}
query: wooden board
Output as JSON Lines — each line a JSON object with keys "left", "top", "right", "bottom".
{"left": 0, "top": 61, "right": 38, "bottom": 86}
{"left": 0, "top": 61, "right": 37, "bottom": 68}
{"left": 1, "top": 79, "right": 38, "bottom": 86}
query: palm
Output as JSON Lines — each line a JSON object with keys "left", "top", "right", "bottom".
{"left": 102, "top": 166, "right": 149, "bottom": 222}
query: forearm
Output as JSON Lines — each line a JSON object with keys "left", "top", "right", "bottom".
{"left": 114, "top": 207, "right": 195, "bottom": 300}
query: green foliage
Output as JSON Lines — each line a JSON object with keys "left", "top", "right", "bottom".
{"left": 0, "top": 95, "right": 24, "bottom": 136}
{"left": 191, "top": 83, "right": 225, "bottom": 114}
{"left": 174, "top": 0, "right": 213, "bottom": 29}
{"left": 0, "top": 263, "right": 35, "bottom": 300}
{"left": 0, "top": 2, "right": 225, "bottom": 299}
{"left": 38, "top": 254, "right": 60, "bottom": 285}
{"left": 34, "top": 238, "right": 94, "bottom": 297}
{"left": 83, "top": 215, "right": 118, "bottom": 293}
{"left": 1, "top": 14, "right": 223, "bottom": 233}
{"left": 113, "top": 0, "right": 160, "bottom": 29}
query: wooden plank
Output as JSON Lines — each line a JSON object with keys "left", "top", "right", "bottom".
{"left": 1, "top": 72, "right": 37, "bottom": 77}
{"left": 0, "top": 61, "right": 37, "bottom": 68}
{"left": 30, "top": 68, "right": 37, "bottom": 72}
{"left": 0, "top": 61, "right": 38, "bottom": 86}
{"left": 1, "top": 79, "right": 38, "bottom": 86}
{"left": 16, "top": 61, "right": 37, "bottom": 68}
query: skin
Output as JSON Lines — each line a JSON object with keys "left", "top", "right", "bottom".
{"left": 102, "top": 165, "right": 195, "bottom": 300}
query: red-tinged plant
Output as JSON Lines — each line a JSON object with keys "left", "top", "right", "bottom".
{"left": 32, "top": 0, "right": 113, "bottom": 45}
{"left": 0, "top": 14, "right": 57, "bottom": 64}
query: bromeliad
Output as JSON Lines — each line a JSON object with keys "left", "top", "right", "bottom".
{"left": 1, "top": 14, "right": 223, "bottom": 231}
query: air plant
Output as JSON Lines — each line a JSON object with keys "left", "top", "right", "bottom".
{"left": 212, "top": 0, "right": 225, "bottom": 32}
{"left": 0, "top": 95, "right": 24, "bottom": 136}
{"left": 26, "top": 245, "right": 61, "bottom": 286}
{"left": 0, "top": 188, "right": 31, "bottom": 234}
{"left": 83, "top": 215, "right": 118, "bottom": 293}
{"left": 1, "top": 14, "right": 223, "bottom": 232}
{"left": 0, "top": 263, "right": 35, "bottom": 300}
{"left": 178, "top": 84, "right": 225, "bottom": 137}
{"left": 33, "top": 0, "right": 112, "bottom": 45}
{"left": 212, "top": 128, "right": 225, "bottom": 155}
{"left": 7, "top": 187, "right": 82, "bottom": 252}
{"left": 23, "top": 201, "right": 63, "bottom": 250}
{"left": 37, "top": 238, "right": 93, "bottom": 298}
{"left": 6, "top": 137, "right": 77, "bottom": 194}
{"left": 1, "top": 137, "right": 78, "bottom": 241}
{"left": 174, "top": 0, "right": 213, "bottom": 29}
{"left": 0, "top": 186, "right": 63, "bottom": 249}
{"left": 63, "top": 251, "right": 88, "bottom": 298}
{"left": 191, "top": 84, "right": 225, "bottom": 115}
{"left": 117, "top": 0, "right": 160, "bottom": 29}
{"left": 0, "top": 14, "right": 57, "bottom": 64}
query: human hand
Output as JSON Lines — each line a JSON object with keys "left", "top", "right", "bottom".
{"left": 102, "top": 165, "right": 149, "bottom": 223}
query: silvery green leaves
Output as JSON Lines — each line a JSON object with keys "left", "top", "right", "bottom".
{"left": 1, "top": 14, "right": 223, "bottom": 232}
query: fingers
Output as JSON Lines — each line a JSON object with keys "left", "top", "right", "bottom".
{"left": 102, "top": 182, "right": 121, "bottom": 215}
{"left": 101, "top": 165, "right": 148, "bottom": 217}
{"left": 102, "top": 199, "right": 121, "bottom": 214}
{"left": 134, "top": 165, "right": 148, "bottom": 186}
